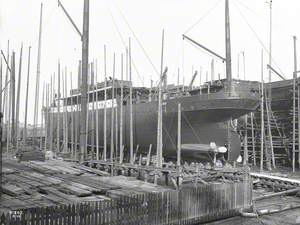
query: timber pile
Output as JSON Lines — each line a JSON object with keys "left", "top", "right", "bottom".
{"left": 0, "top": 158, "right": 169, "bottom": 213}
{"left": 16, "top": 145, "right": 45, "bottom": 161}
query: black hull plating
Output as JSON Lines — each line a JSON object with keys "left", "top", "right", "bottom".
{"left": 49, "top": 93, "right": 259, "bottom": 162}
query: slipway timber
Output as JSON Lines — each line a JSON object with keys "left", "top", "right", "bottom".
{"left": 0, "top": 157, "right": 252, "bottom": 225}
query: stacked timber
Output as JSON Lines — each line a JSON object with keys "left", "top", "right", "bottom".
{"left": 16, "top": 145, "right": 45, "bottom": 161}
{"left": 0, "top": 159, "right": 169, "bottom": 212}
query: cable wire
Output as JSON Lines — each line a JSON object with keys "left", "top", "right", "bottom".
{"left": 108, "top": 4, "right": 145, "bottom": 86}
{"left": 233, "top": 1, "right": 286, "bottom": 78}
{"left": 184, "top": 0, "right": 222, "bottom": 34}
{"left": 111, "top": 0, "right": 160, "bottom": 78}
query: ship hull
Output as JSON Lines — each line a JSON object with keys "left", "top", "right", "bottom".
{"left": 48, "top": 93, "right": 259, "bottom": 162}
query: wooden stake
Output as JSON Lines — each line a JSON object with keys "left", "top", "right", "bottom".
{"left": 250, "top": 112, "right": 256, "bottom": 166}
{"left": 146, "top": 144, "right": 152, "bottom": 166}
{"left": 243, "top": 114, "right": 248, "bottom": 166}
{"left": 199, "top": 66, "right": 202, "bottom": 95}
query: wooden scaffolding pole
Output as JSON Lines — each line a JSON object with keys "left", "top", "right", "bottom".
{"left": 91, "top": 62, "right": 95, "bottom": 159}
{"left": 103, "top": 46, "right": 107, "bottom": 161}
{"left": 10, "top": 52, "right": 16, "bottom": 148}
{"left": 293, "top": 36, "right": 297, "bottom": 172}
{"left": 177, "top": 103, "right": 181, "bottom": 167}
{"left": 70, "top": 72, "right": 74, "bottom": 159}
{"left": 250, "top": 112, "right": 256, "bottom": 166}
{"left": 79, "top": 0, "right": 89, "bottom": 162}
{"left": 85, "top": 66, "right": 90, "bottom": 157}
{"left": 156, "top": 30, "right": 164, "bottom": 168}
{"left": 33, "top": 3, "right": 43, "bottom": 139}
{"left": 95, "top": 60, "right": 99, "bottom": 160}
{"left": 65, "top": 68, "right": 68, "bottom": 153}
{"left": 110, "top": 54, "right": 115, "bottom": 162}
{"left": 56, "top": 62, "right": 61, "bottom": 153}
{"left": 23, "top": 47, "right": 30, "bottom": 144}
{"left": 40, "top": 82, "right": 45, "bottom": 150}
{"left": 45, "top": 83, "right": 49, "bottom": 152}
{"left": 16, "top": 44, "right": 23, "bottom": 149}
{"left": 119, "top": 54, "right": 124, "bottom": 163}
{"left": 62, "top": 69, "right": 66, "bottom": 152}
{"left": 260, "top": 50, "right": 264, "bottom": 172}
{"left": 3, "top": 41, "right": 9, "bottom": 148}
{"left": 129, "top": 40, "right": 133, "bottom": 164}
{"left": 243, "top": 114, "right": 248, "bottom": 166}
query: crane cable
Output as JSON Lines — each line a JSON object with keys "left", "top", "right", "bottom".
{"left": 111, "top": 0, "right": 160, "bottom": 78}
{"left": 184, "top": 0, "right": 222, "bottom": 34}
{"left": 108, "top": 4, "right": 145, "bottom": 86}
{"left": 233, "top": 1, "right": 286, "bottom": 79}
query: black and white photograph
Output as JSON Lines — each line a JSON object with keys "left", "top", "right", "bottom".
{"left": 1, "top": 0, "right": 300, "bottom": 224}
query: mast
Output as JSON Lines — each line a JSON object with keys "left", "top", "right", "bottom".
{"left": 24, "top": 47, "right": 31, "bottom": 144}
{"left": 80, "top": 0, "right": 89, "bottom": 162}
{"left": 225, "top": 0, "right": 232, "bottom": 93}
{"left": 33, "top": 3, "right": 43, "bottom": 139}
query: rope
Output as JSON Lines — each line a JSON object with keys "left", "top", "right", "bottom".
{"left": 111, "top": 0, "right": 160, "bottom": 78}
{"left": 108, "top": 4, "right": 145, "bottom": 86}
{"left": 233, "top": 1, "right": 286, "bottom": 78}
{"left": 184, "top": 0, "right": 222, "bottom": 34}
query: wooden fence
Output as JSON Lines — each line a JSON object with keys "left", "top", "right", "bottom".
{"left": 0, "top": 181, "right": 251, "bottom": 225}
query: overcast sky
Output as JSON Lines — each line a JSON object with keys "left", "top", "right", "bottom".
{"left": 0, "top": 0, "right": 300, "bottom": 124}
